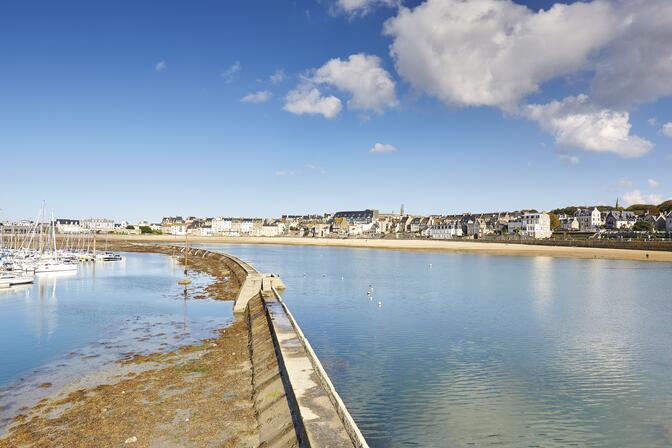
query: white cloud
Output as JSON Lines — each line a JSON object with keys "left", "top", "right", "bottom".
{"left": 648, "top": 178, "right": 659, "bottom": 188}
{"left": 558, "top": 154, "right": 580, "bottom": 165}
{"left": 384, "top": 0, "right": 619, "bottom": 108}
{"left": 221, "top": 61, "right": 241, "bottom": 83}
{"left": 370, "top": 143, "right": 398, "bottom": 153}
{"left": 335, "top": 0, "right": 395, "bottom": 15}
{"left": 523, "top": 95, "right": 653, "bottom": 158}
{"left": 662, "top": 122, "right": 672, "bottom": 137}
{"left": 648, "top": 117, "right": 658, "bottom": 127}
{"left": 270, "top": 69, "right": 285, "bottom": 84}
{"left": 283, "top": 83, "right": 342, "bottom": 119}
{"left": 591, "top": 0, "right": 672, "bottom": 107}
{"left": 285, "top": 53, "right": 396, "bottom": 118}
{"left": 242, "top": 90, "right": 272, "bottom": 103}
{"left": 312, "top": 54, "right": 397, "bottom": 113}
{"left": 275, "top": 170, "right": 286, "bottom": 176}
{"left": 155, "top": 60, "right": 166, "bottom": 72}
{"left": 622, "top": 190, "right": 662, "bottom": 206}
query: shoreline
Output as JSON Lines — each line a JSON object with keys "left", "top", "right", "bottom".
{"left": 101, "top": 234, "right": 672, "bottom": 262}
{"left": 0, "top": 244, "right": 294, "bottom": 448}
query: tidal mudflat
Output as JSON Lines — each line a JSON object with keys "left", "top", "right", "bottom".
{"left": 0, "top": 247, "right": 262, "bottom": 447}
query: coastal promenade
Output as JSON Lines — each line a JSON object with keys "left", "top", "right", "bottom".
{"left": 104, "top": 234, "right": 672, "bottom": 262}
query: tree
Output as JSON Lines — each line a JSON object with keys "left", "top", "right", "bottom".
{"left": 658, "top": 200, "right": 672, "bottom": 214}
{"left": 548, "top": 212, "right": 561, "bottom": 230}
{"left": 139, "top": 225, "right": 153, "bottom": 234}
{"left": 633, "top": 220, "right": 654, "bottom": 232}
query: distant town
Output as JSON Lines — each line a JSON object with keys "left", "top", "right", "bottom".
{"left": 3, "top": 200, "right": 672, "bottom": 241}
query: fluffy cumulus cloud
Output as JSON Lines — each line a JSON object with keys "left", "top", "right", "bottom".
{"left": 384, "top": 0, "right": 620, "bottom": 108}
{"left": 283, "top": 84, "right": 342, "bottom": 119}
{"left": 284, "top": 53, "right": 396, "bottom": 118}
{"left": 663, "top": 122, "right": 672, "bottom": 137}
{"left": 622, "top": 190, "right": 663, "bottom": 206}
{"left": 524, "top": 95, "right": 653, "bottom": 158}
{"left": 312, "top": 54, "right": 398, "bottom": 113}
{"left": 370, "top": 143, "right": 398, "bottom": 153}
{"left": 648, "top": 179, "right": 659, "bottom": 188}
{"left": 242, "top": 90, "right": 272, "bottom": 104}
{"left": 335, "top": 0, "right": 395, "bottom": 15}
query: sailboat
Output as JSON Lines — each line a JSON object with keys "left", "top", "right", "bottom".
{"left": 35, "top": 213, "right": 78, "bottom": 274}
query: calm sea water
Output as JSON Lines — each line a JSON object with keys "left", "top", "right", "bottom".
{"left": 0, "top": 252, "right": 231, "bottom": 429}
{"left": 198, "top": 244, "right": 672, "bottom": 448}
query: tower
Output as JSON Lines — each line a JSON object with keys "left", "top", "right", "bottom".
{"left": 615, "top": 197, "right": 620, "bottom": 209}
{"left": 400, "top": 204, "right": 404, "bottom": 216}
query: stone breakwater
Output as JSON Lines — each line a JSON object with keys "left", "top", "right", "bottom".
{"left": 0, "top": 242, "right": 366, "bottom": 448}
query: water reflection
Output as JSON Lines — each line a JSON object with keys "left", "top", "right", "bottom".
{"left": 199, "top": 244, "right": 672, "bottom": 448}
{"left": 0, "top": 252, "right": 232, "bottom": 431}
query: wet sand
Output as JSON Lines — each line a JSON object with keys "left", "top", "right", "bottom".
{"left": 0, "top": 245, "right": 260, "bottom": 448}
{"left": 104, "top": 234, "right": 672, "bottom": 262}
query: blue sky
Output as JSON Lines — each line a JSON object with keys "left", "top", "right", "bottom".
{"left": 1, "top": 0, "right": 671, "bottom": 222}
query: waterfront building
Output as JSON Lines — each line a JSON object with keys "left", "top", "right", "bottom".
{"left": 55, "top": 219, "right": 81, "bottom": 234}
{"left": 508, "top": 212, "right": 552, "bottom": 239}
{"left": 465, "top": 217, "right": 492, "bottom": 238}
{"left": 559, "top": 216, "right": 580, "bottom": 231}
{"left": 332, "top": 209, "right": 379, "bottom": 224}
{"left": 574, "top": 208, "right": 602, "bottom": 231}
{"left": 425, "top": 221, "right": 462, "bottom": 239}
{"left": 211, "top": 217, "right": 233, "bottom": 234}
{"left": 643, "top": 213, "right": 668, "bottom": 232}
{"left": 666, "top": 212, "right": 672, "bottom": 232}
{"left": 604, "top": 211, "right": 637, "bottom": 229}
{"left": 81, "top": 218, "right": 115, "bottom": 232}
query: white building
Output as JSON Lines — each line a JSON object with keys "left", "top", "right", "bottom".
{"left": 425, "top": 222, "right": 463, "bottom": 239}
{"left": 55, "top": 219, "right": 81, "bottom": 234}
{"left": 559, "top": 216, "right": 579, "bottom": 231}
{"left": 509, "top": 213, "right": 552, "bottom": 239}
{"left": 574, "top": 208, "right": 602, "bottom": 231}
{"left": 212, "top": 218, "right": 233, "bottom": 234}
{"left": 81, "top": 218, "right": 115, "bottom": 232}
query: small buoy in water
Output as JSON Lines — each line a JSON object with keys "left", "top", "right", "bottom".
{"left": 322, "top": 274, "right": 326, "bottom": 278}
{"left": 378, "top": 301, "right": 382, "bottom": 307}
{"left": 341, "top": 276, "right": 344, "bottom": 280}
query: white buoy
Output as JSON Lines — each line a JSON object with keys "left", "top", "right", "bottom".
{"left": 341, "top": 276, "right": 344, "bottom": 280}
{"left": 429, "top": 263, "right": 433, "bottom": 268}
{"left": 378, "top": 301, "right": 382, "bottom": 307}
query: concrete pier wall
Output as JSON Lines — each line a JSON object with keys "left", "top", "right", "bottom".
{"left": 177, "top": 246, "right": 367, "bottom": 448}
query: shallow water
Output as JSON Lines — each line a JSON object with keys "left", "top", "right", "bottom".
{"left": 198, "top": 244, "right": 672, "bottom": 448}
{"left": 0, "top": 252, "right": 231, "bottom": 429}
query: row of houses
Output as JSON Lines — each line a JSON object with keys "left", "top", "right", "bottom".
{"left": 558, "top": 208, "right": 672, "bottom": 232}
{"left": 9, "top": 206, "right": 669, "bottom": 240}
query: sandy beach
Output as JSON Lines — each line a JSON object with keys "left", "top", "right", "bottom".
{"left": 101, "top": 234, "right": 672, "bottom": 262}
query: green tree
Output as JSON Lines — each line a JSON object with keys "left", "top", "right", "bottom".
{"left": 633, "top": 220, "right": 654, "bottom": 232}
{"left": 548, "top": 212, "right": 561, "bottom": 230}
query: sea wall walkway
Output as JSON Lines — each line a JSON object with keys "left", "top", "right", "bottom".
{"left": 178, "top": 246, "right": 368, "bottom": 448}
